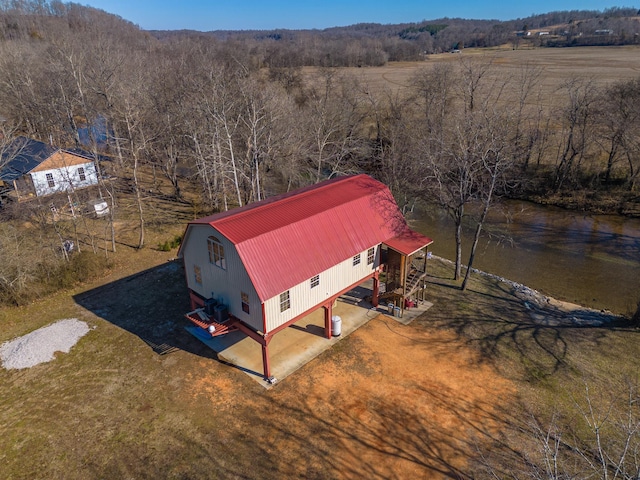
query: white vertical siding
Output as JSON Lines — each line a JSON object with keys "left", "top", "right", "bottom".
{"left": 263, "top": 245, "right": 380, "bottom": 333}
{"left": 182, "top": 225, "right": 262, "bottom": 332}
{"left": 31, "top": 162, "right": 98, "bottom": 196}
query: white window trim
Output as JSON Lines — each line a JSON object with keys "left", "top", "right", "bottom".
{"left": 279, "top": 291, "right": 291, "bottom": 312}
{"left": 367, "top": 247, "right": 375, "bottom": 265}
{"left": 207, "top": 236, "right": 226, "bottom": 270}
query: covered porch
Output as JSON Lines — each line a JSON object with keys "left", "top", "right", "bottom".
{"left": 379, "top": 230, "right": 434, "bottom": 318}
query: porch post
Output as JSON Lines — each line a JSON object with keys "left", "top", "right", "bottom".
{"left": 323, "top": 302, "right": 333, "bottom": 339}
{"left": 372, "top": 271, "right": 380, "bottom": 307}
{"left": 424, "top": 247, "right": 428, "bottom": 275}
{"left": 261, "top": 341, "right": 271, "bottom": 379}
{"left": 401, "top": 254, "right": 407, "bottom": 317}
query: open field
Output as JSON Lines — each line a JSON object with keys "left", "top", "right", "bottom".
{"left": 331, "top": 45, "right": 640, "bottom": 99}
{"left": 1, "top": 233, "right": 637, "bottom": 478}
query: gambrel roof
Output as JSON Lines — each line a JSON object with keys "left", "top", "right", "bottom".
{"left": 180, "top": 174, "right": 433, "bottom": 302}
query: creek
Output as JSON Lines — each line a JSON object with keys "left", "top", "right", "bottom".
{"left": 413, "top": 201, "right": 640, "bottom": 316}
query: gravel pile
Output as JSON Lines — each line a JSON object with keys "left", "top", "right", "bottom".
{"left": 0, "top": 319, "right": 90, "bottom": 370}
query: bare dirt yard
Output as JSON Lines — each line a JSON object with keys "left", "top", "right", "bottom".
{"left": 1, "top": 243, "right": 632, "bottom": 479}
{"left": 0, "top": 249, "right": 515, "bottom": 479}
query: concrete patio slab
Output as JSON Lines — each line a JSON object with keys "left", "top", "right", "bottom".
{"left": 187, "top": 281, "right": 433, "bottom": 388}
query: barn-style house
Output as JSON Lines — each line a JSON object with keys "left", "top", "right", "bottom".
{"left": 178, "top": 174, "right": 433, "bottom": 381}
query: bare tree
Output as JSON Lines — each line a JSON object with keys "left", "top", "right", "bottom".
{"left": 554, "top": 78, "right": 598, "bottom": 190}
{"left": 460, "top": 114, "right": 515, "bottom": 290}
{"left": 302, "top": 69, "right": 367, "bottom": 182}
{"left": 597, "top": 78, "right": 640, "bottom": 189}
{"left": 416, "top": 58, "right": 515, "bottom": 284}
{"left": 110, "top": 51, "right": 158, "bottom": 249}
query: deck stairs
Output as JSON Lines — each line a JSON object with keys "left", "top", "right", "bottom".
{"left": 405, "top": 271, "right": 425, "bottom": 294}
{"left": 185, "top": 308, "right": 240, "bottom": 337}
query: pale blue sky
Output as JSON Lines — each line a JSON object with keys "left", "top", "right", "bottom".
{"left": 81, "top": 1, "right": 637, "bottom": 31}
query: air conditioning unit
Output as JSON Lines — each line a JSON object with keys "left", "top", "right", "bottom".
{"left": 204, "top": 298, "right": 218, "bottom": 316}
{"left": 213, "top": 303, "right": 229, "bottom": 323}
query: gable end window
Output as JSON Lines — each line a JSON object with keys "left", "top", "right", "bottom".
{"left": 77, "top": 167, "right": 86, "bottom": 181}
{"left": 367, "top": 247, "right": 375, "bottom": 265}
{"left": 241, "top": 292, "right": 250, "bottom": 314}
{"left": 310, "top": 275, "right": 320, "bottom": 289}
{"left": 207, "top": 236, "right": 226, "bottom": 270}
{"left": 353, "top": 254, "right": 361, "bottom": 266}
{"left": 280, "top": 291, "right": 291, "bottom": 312}
{"left": 193, "top": 265, "right": 202, "bottom": 285}
{"left": 46, "top": 173, "right": 55, "bottom": 188}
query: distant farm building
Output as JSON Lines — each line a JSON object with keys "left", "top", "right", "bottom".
{"left": 178, "top": 174, "right": 433, "bottom": 381}
{"left": 0, "top": 136, "right": 99, "bottom": 201}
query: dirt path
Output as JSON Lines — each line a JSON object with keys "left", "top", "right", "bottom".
{"left": 185, "top": 316, "right": 515, "bottom": 478}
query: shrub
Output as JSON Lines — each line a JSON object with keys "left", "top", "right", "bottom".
{"left": 0, "top": 251, "right": 112, "bottom": 307}
{"left": 157, "top": 235, "right": 182, "bottom": 251}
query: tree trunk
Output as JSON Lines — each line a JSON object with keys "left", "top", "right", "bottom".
{"left": 454, "top": 217, "right": 463, "bottom": 281}
{"left": 462, "top": 201, "right": 491, "bottom": 291}
{"left": 462, "top": 170, "right": 498, "bottom": 291}
{"left": 133, "top": 153, "right": 144, "bottom": 249}
{"left": 632, "top": 300, "right": 640, "bottom": 326}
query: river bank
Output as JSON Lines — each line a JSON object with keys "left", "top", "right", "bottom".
{"left": 435, "top": 255, "right": 626, "bottom": 324}
{"left": 413, "top": 198, "right": 640, "bottom": 316}
{"left": 517, "top": 189, "right": 640, "bottom": 217}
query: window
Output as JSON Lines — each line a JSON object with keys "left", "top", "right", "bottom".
{"left": 279, "top": 291, "right": 290, "bottom": 312}
{"left": 367, "top": 247, "right": 375, "bottom": 265}
{"left": 353, "top": 254, "right": 361, "bottom": 266}
{"left": 310, "top": 275, "right": 320, "bottom": 289}
{"left": 193, "top": 265, "right": 202, "bottom": 285}
{"left": 77, "top": 167, "right": 86, "bottom": 181}
{"left": 207, "top": 236, "right": 226, "bottom": 270}
{"left": 46, "top": 173, "right": 55, "bottom": 188}
{"left": 241, "top": 292, "right": 250, "bottom": 314}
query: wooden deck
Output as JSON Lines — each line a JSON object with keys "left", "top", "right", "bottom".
{"left": 184, "top": 308, "right": 240, "bottom": 337}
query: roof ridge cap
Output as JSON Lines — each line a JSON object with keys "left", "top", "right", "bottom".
{"left": 214, "top": 174, "right": 366, "bottom": 225}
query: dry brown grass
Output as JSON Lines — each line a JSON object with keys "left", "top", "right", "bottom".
{"left": 0, "top": 250, "right": 515, "bottom": 479}
{"left": 1, "top": 243, "right": 637, "bottom": 478}
{"left": 326, "top": 45, "right": 640, "bottom": 99}
{"left": 2, "top": 47, "right": 640, "bottom": 477}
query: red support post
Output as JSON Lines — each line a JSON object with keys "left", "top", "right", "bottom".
{"left": 189, "top": 291, "right": 204, "bottom": 310}
{"left": 372, "top": 272, "right": 380, "bottom": 307}
{"left": 261, "top": 342, "right": 271, "bottom": 380}
{"left": 323, "top": 303, "right": 333, "bottom": 339}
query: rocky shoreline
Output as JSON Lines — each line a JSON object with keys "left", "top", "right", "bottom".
{"left": 435, "top": 256, "right": 625, "bottom": 327}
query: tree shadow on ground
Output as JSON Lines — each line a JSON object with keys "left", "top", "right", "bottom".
{"left": 73, "top": 259, "right": 215, "bottom": 360}
{"left": 224, "top": 369, "right": 511, "bottom": 479}
{"left": 421, "top": 264, "right": 637, "bottom": 382}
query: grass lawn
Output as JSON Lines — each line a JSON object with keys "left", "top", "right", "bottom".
{"left": 1, "top": 238, "right": 638, "bottom": 478}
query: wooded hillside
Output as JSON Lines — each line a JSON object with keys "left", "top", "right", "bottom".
{"left": 1, "top": 0, "right": 640, "bottom": 304}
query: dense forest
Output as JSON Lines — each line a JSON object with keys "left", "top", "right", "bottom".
{"left": 1, "top": 0, "right": 640, "bottom": 302}
{"left": 152, "top": 7, "right": 640, "bottom": 65}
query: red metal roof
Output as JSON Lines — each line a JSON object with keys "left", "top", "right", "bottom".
{"left": 185, "top": 174, "right": 433, "bottom": 302}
